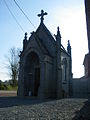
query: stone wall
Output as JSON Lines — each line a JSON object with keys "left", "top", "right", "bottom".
{"left": 72, "top": 77, "right": 90, "bottom": 98}
{"left": 61, "top": 51, "right": 72, "bottom": 97}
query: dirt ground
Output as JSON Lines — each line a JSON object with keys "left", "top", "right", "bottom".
{"left": 0, "top": 90, "right": 17, "bottom": 97}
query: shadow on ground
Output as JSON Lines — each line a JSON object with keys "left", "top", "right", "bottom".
{"left": 0, "top": 97, "right": 49, "bottom": 108}
{"left": 0, "top": 97, "right": 90, "bottom": 120}
{"left": 72, "top": 98, "right": 90, "bottom": 120}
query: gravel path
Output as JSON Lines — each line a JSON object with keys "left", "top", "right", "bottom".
{"left": 0, "top": 97, "right": 89, "bottom": 120}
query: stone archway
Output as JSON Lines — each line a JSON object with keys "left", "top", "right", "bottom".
{"left": 24, "top": 52, "right": 40, "bottom": 96}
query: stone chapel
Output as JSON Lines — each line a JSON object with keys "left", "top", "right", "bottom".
{"left": 18, "top": 10, "right": 72, "bottom": 99}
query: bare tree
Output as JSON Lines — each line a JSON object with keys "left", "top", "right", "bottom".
{"left": 6, "top": 47, "right": 20, "bottom": 86}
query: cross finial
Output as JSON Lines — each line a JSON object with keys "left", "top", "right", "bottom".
{"left": 37, "top": 10, "right": 48, "bottom": 23}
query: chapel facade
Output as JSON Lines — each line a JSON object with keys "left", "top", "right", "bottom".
{"left": 18, "top": 10, "right": 72, "bottom": 99}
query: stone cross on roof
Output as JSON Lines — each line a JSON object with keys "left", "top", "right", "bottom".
{"left": 37, "top": 10, "right": 48, "bottom": 23}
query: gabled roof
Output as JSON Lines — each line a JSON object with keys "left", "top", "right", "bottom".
{"left": 32, "top": 32, "right": 52, "bottom": 56}
{"left": 36, "top": 23, "right": 56, "bottom": 45}
{"left": 36, "top": 23, "right": 70, "bottom": 56}
{"left": 21, "top": 31, "right": 51, "bottom": 57}
{"left": 32, "top": 22, "right": 57, "bottom": 57}
{"left": 21, "top": 20, "right": 70, "bottom": 58}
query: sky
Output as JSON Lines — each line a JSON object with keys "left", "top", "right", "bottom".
{"left": 0, "top": 0, "right": 88, "bottom": 81}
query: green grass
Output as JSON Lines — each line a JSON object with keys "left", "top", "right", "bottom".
{"left": 0, "top": 84, "right": 18, "bottom": 91}
{"left": 6, "top": 85, "right": 18, "bottom": 91}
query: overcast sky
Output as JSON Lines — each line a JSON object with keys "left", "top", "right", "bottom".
{"left": 0, "top": 0, "right": 88, "bottom": 81}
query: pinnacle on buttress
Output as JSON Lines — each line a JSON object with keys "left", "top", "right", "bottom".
{"left": 67, "top": 40, "right": 71, "bottom": 55}
{"left": 57, "top": 27, "right": 61, "bottom": 38}
{"left": 24, "top": 32, "right": 27, "bottom": 40}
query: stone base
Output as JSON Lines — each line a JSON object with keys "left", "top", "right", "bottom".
{"left": 83, "top": 53, "right": 90, "bottom": 77}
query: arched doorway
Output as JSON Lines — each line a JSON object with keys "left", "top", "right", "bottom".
{"left": 24, "top": 52, "right": 40, "bottom": 96}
